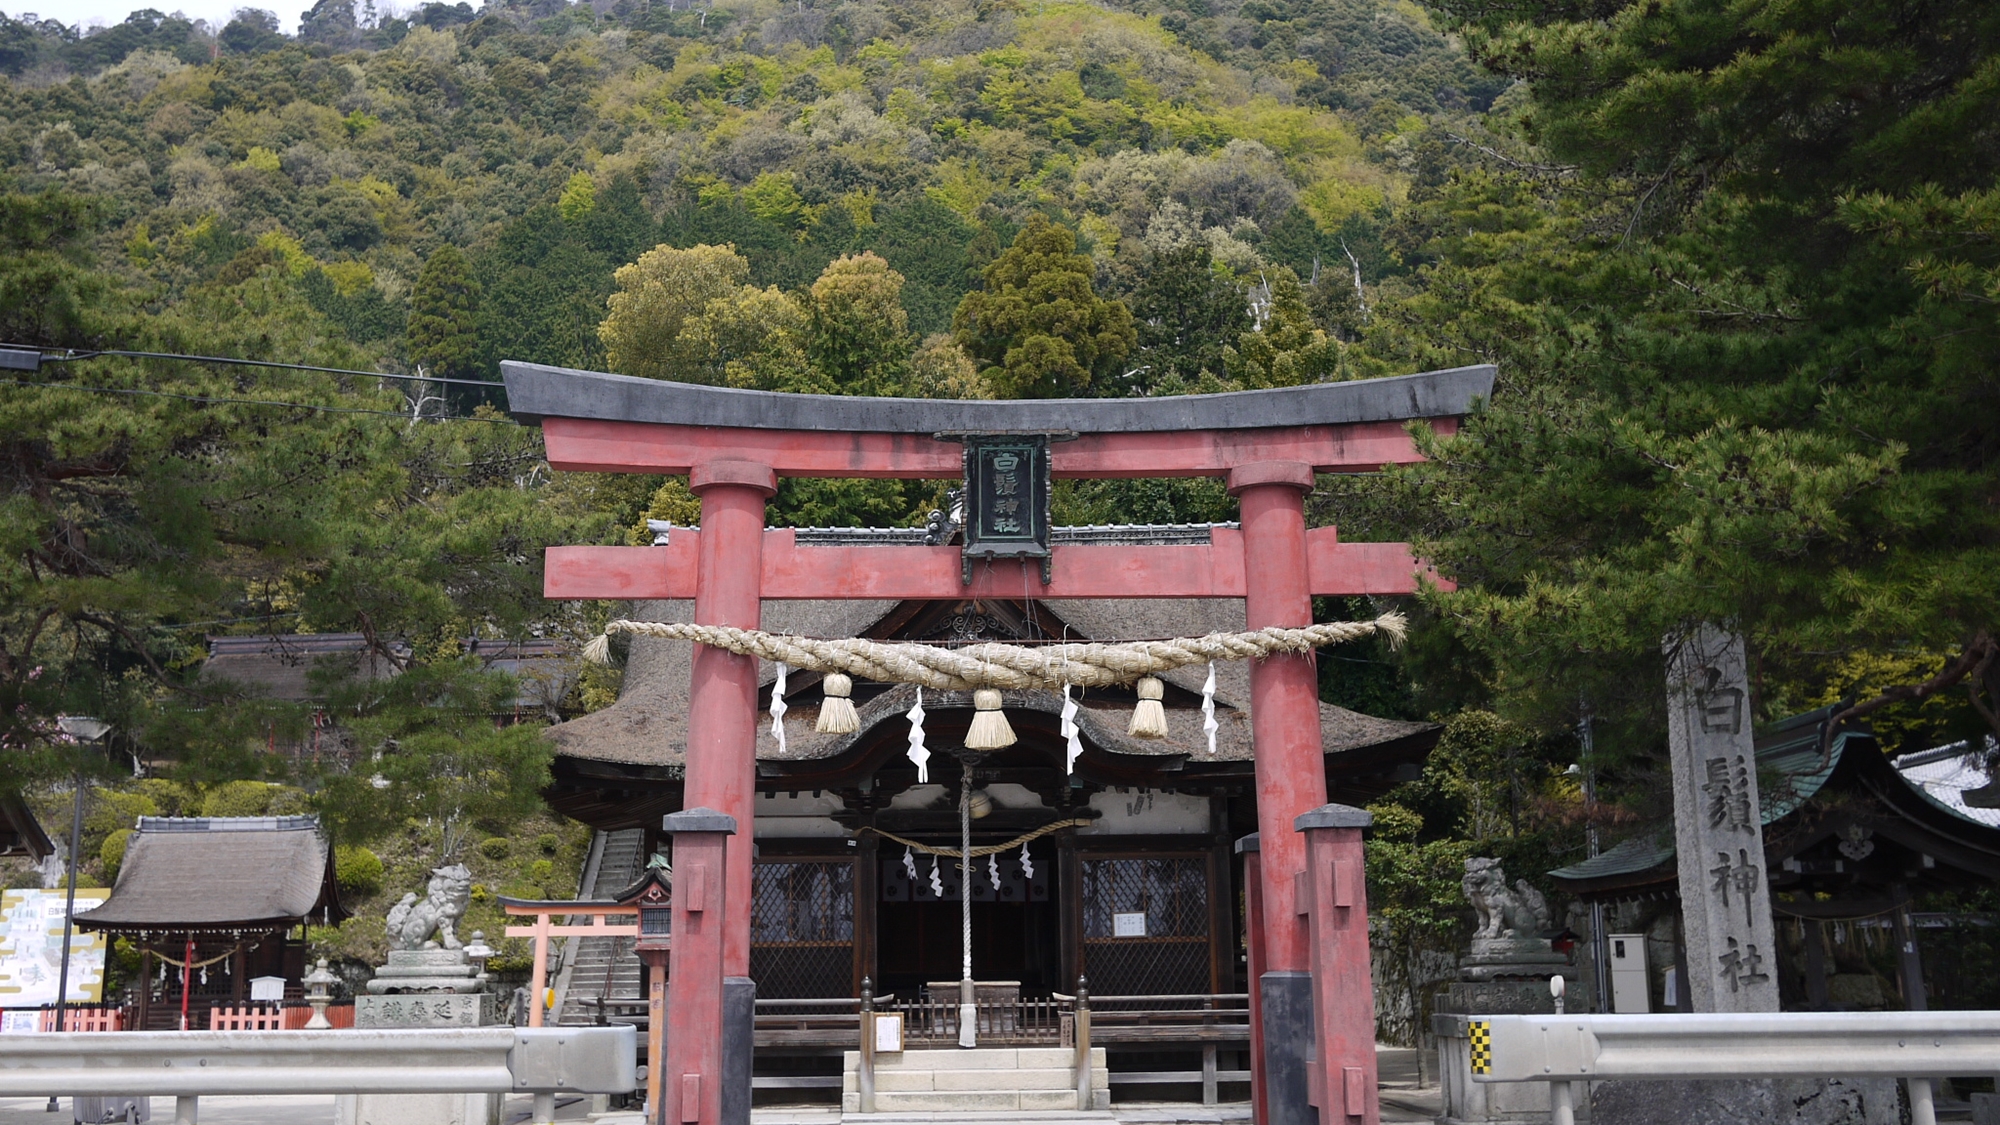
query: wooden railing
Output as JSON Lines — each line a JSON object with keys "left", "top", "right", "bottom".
{"left": 890, "top": 989, "right": 1066, "bottom": 1047}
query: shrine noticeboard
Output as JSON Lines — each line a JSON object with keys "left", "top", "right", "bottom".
{"left": 0, "top": 888, "right": 110, "bottom": 1010}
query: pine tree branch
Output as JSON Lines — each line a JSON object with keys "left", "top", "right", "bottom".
{"left": 1816, "top": 634, "right": 1997, "bottom": 769}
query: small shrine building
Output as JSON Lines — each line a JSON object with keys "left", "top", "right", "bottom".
{"left": 1550, "top": 710, "right": 2000, "bottom": 1014}
{"left": 73, "top": 815, "right": 346, "bottom": 1029}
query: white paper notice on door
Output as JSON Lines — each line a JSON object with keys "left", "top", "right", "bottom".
{"left": 1112, "top": 912, "right": 1147, "bottom": 938}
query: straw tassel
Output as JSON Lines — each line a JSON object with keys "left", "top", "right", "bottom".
{"left": 581, "top": 634, "right": 612, "bottom": 666}
{"left": 965, "top": 687, "right": 1016, "bottom": 749}
{"left": 1129, "top": 676, "right": 1169, "bottom": 738}
{"left": 816, "top": 672, "right": 860, "bottom": 734}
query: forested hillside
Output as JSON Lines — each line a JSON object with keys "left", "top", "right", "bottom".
{"left": 0, "top": 0, "right": 1495, "bottom": 386}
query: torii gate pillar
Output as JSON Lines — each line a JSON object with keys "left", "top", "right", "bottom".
{"left": 684, "top": 459, "right": 777, "bottom": 981}
{"left": 1232, "top": 461, "right": 1329, "bottom": 1124}
{"left": 503, "top": 360, "right": 1495, "bottom": 1125}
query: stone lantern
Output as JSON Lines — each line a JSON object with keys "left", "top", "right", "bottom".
{"left": 303, "top": 958, "right": 340, "bottom": 1029}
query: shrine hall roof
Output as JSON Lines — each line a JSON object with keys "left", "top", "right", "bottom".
{"left": 1547, "top": 709, "right": 2000, "bottom": 898}
{"left": 544, "top": 592, "right": 1439, "bottom": 774}
{"left": 73, "top": 815, "right": 346, "bottom": 935}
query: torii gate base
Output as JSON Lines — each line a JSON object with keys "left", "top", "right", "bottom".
{"left": 504, "top": 361, "right": 1494, "bottom": 1125}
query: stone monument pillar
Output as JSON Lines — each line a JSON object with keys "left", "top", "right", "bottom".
{"left": 1664, "top": 625, "right": 1779, "bottom": 1014}
{"left": 337, "top": 863, "right": 500, "bottom": 1125}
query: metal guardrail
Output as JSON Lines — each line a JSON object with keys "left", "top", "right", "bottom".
{"left": 1454, "top": 1011, "right": 2000, "bottom": 1125}
{"left": 0, "top": 1027, "right": 635, "bottom": 1125}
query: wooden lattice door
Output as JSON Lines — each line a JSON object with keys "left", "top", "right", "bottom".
{"left": 749, "top": 859, "right": 856, "bottom": 998}
{"left": 1079, "top": 854, "right": 1213, "bottom": 998}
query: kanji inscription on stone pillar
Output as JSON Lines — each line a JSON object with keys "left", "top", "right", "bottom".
{"left": 1665, "top": 624, "right": 1779, "bottom": 1013}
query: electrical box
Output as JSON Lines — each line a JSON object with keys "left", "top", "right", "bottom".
{"left": 1608, "top": 933, "right": 1650, "bottom": 1013}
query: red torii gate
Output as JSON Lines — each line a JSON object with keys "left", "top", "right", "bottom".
{"left": 504, "top": 361, "right": 1493, "bottom": 1125}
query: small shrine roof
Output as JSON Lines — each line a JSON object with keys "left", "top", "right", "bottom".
{"left": 73, "top": 815, "right": 346, "bottom": 935}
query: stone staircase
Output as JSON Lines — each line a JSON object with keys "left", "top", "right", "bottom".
{"left": 841, "top": 1046, "right": 1110, "bottom": 1114}
{"left": 554, "top": 828, "right": 647, "bottom": 1026}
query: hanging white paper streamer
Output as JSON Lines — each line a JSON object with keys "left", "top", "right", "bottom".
{"left": 769, "top": 663, "right": 789, "bottom": 754}
{"left": 1019, "top": 842, "right": 1034, "bottom": 881}
{"left": 903, "top": 846, "right": 918, "bottom": 881}
{"left": 988, "top": 852, "right": 1002, "bottom": 891}
{"left": 199, "top": 967, "right": 208, "bottom": 985}
{"left": 1060, "top": 684, "right": 1083, "bottom": 775}
{"left": 1201, "top": 661, "right": 1219, "bottom": 755}
{"left": 906, "top": 687, "right": 930, "bottom": 783}
{"left": 928, "top": 854, "right": 944, "bottom": 898}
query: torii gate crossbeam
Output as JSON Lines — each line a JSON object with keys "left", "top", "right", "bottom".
{"left": 503, "top": 361, "right": 1494, "bottom": 1125}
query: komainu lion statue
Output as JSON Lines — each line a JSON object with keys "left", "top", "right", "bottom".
{"left": 1462, "top": 857, "right": 1552, "bottom": 940}
{"left": 385, "top": 863, "right": 473, "bottom": 951}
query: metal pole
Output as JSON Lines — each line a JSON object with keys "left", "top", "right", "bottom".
{"left": 1073, "top": 977, "right": 1091, "bottom": 1111}
{"left": 1907, "top": 1077, "right": 1937, "bottom": 1125}
{"left": 47, "top": 771, "right": 84, "bottom": 1113}
{"left": 858, "top": 978, "right": 875, "bottom": 1113}
{"left": 959, "top": 766, "right": 975, "bottom": 1048}
{"left": 54, "top": 772, "right": 83, "bottom": 1032}
{"left": 1550, "top": 1081, "right": 1576, "bottom": 1125}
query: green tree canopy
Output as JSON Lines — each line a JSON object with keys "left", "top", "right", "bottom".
{"left": 807, "top": 252, "right": 912, "bottom": 397}
{"left": 406, "top": 244, "right": 481, "bottom": 382}
{"left": 1335, "top": 0, "right": 2000, "bottom": 760}
{"left": 952, "top": 216, "right": 1135, "bottom": 399}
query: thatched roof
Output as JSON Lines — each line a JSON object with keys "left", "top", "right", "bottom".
{"left": 545, "top": 596, "right": 1436, "bottom": 773}
{"left": 73, "top": 816, "right": 346, "bottom": 935}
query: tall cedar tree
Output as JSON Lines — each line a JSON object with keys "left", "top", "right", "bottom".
{"left": 406, "top": 244, "right": 481, "bottom": 381}
{"left": 952, "top": 216, "right": 1136, "bottom": 399}
{"left": 1128, "top": 244, "right": 1247, "bottom": 393}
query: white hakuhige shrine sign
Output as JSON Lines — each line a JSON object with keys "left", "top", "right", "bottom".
{"left": 1665, "top": 626, "right": 1781, "bottom": 1013}
{"left": 0, "top": 888, "right": 110, "bottom": 1013}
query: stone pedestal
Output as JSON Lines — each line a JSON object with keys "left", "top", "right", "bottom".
{"left": 354, "top": 992, "right": 495, "bottom": 1028}
{"left": 1435, "top": 939, "right": 1586, "bottom": 1125}
{"left": 344, "top": 946, "right": 500, "bottom": 1125}
{"left": 364, "top": 947, "right": 487, "bottom": 994}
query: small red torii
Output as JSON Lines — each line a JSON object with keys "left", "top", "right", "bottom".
{"left": 503, "top": 361, "right": 1493, "bottom": 1125}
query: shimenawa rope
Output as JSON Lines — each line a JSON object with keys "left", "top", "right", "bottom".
{"left": 582, "top": 613, "right": 1404, "bottom": 690}
{"left": 581, "top": 613, "right": 1404, "bottom": 748}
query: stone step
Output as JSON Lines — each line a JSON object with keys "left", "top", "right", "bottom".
{"left": 837, "top": 1047, "right": 1112, "bottom": 1113}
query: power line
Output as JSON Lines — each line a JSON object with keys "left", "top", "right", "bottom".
{"left": 1, "top": 380, "right": 518, "bottom": 422}
{"left": 3, "top": 344, "right": 511, "bottom": 390}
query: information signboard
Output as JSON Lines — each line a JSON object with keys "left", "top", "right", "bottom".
{"left": 0, "top": 888, "right": 110, "bottom": 1010}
